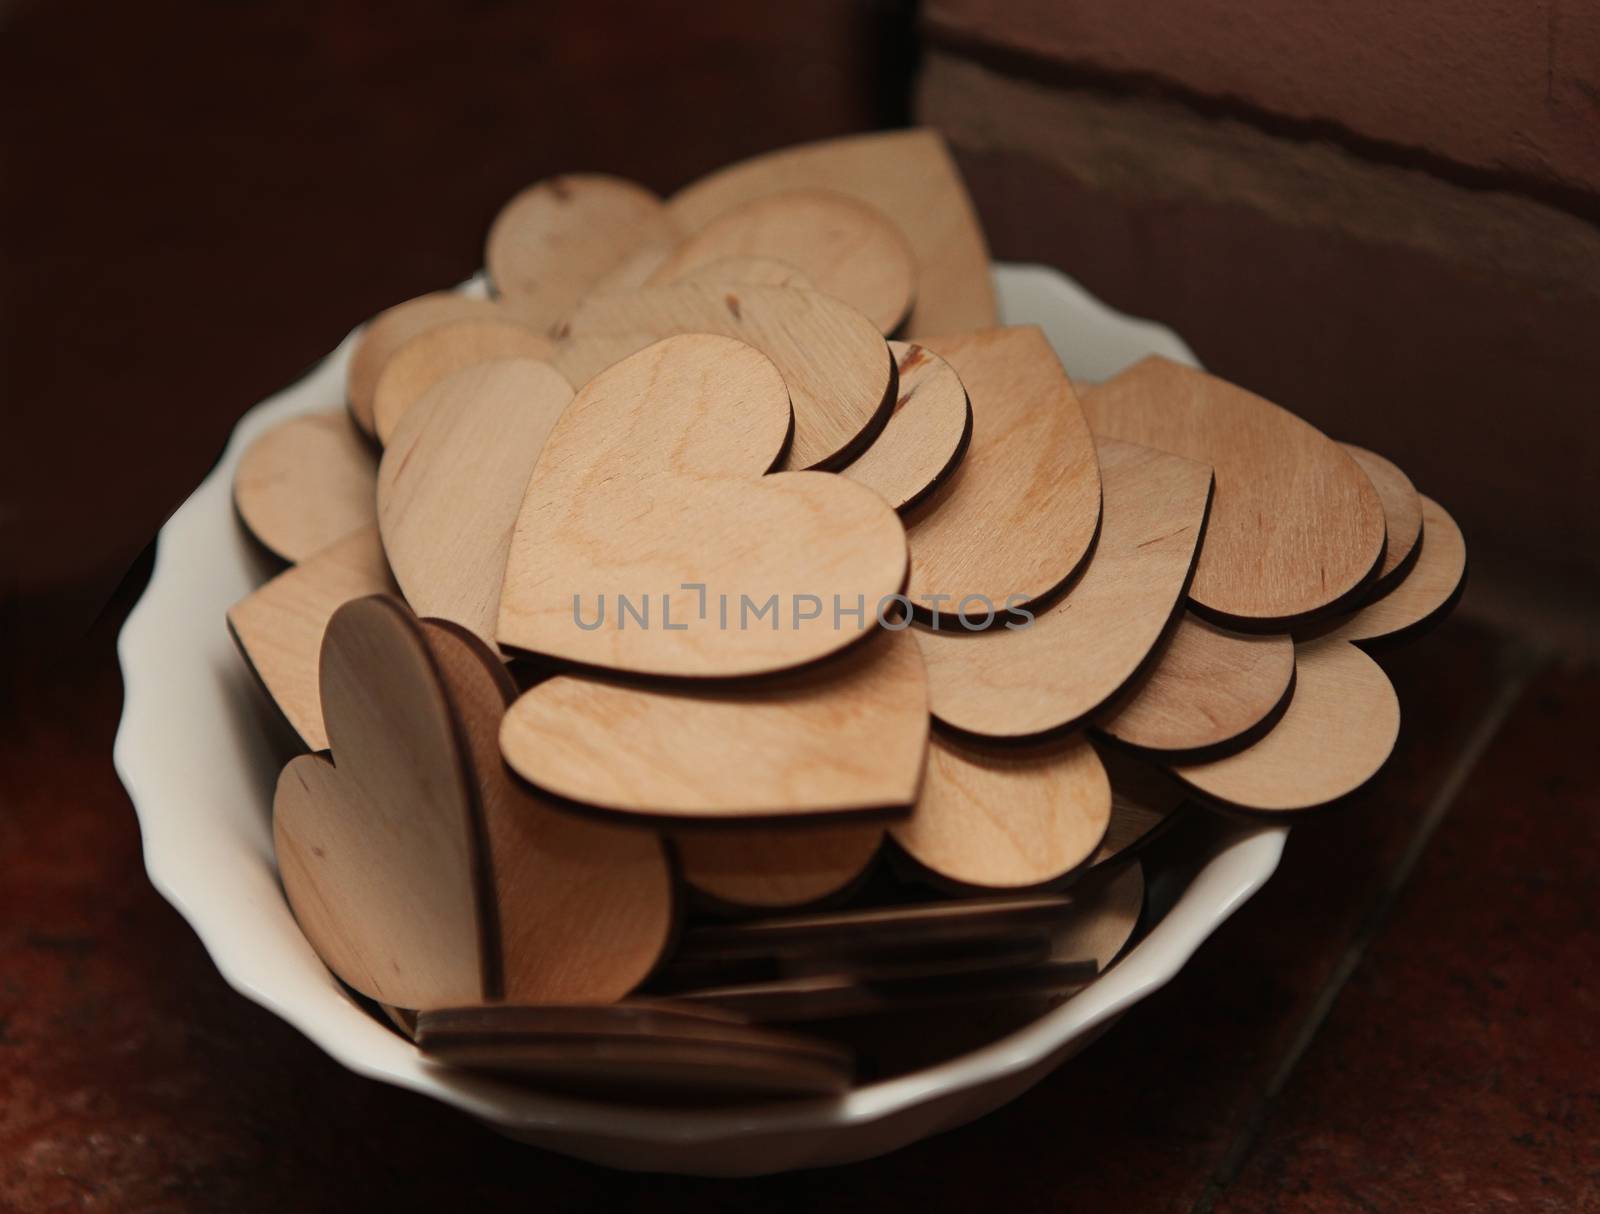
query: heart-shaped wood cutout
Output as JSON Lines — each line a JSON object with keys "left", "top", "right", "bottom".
{"left": 839, "top": 341, "right": 971, "bottom": 513}
{"left": 890, "top": 732, "right": 1112, "bottom": 891}
{"left": 228, "top": 526, "right": 398, "bottom": 750}
{"left": 905, "top": 327, "right": 1103, "bottom": 617}
{"left": 499, "top": 626, "right": 929, "bottom": 822}
{"left": 418, "top": 619, "right": 674, "bottom": 1003}
{"left": 649, "top": 189, "right": 916, "bottom": 334}
{"left": 498, "top": 335, "right": 908, "bottom": 678}
{"left": 346, "top": 292, "right": 504, "bottom": 436}
{"left": 1095, "top": 612, "right": 1296, "bottom": 754}
{"left": 1341, "top": 443, "right": 1423, "bottom": 592}
{"left": 1311, "top": 496, "right": 1466, "bottom": 646}
{"left": 915, "top": 437, "right": 1211, "bottom": 739}
{"left": 233, "top": 409, "right": 377, "bottom": 563}
{"left": 667, "top": 128, "right": 996, "bottom": 338}
{"left": 552, "top": 283, "right": 894, "bottom": 470}
{"left": 673, "top": 821, "right": 884, "bottom": 910}
{"left": 378, "top": 358, "right": 573, "bottom": 648}
{"left": 485, "top": 174, "right": 678, "bottom": 329}
{"left": 371, "top": 318, "right": 556, "bottom": 444}
{"left": 272, "top": 595, "right": 490, "bottom": 1009}
{"left": 1083, "top": 357, "right": 1386, "bottom": 626}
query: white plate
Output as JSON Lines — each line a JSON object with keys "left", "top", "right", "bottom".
{"left": 114, "top": 265, "right": 1286, "bottom": 1175}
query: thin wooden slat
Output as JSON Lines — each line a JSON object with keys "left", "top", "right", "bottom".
{"left": 1341, "top": 443, "right": 1423, "bottom": 592}
{"left": 370, "top": 319, "right": 555, "bottom": 444}
{"left": 227, "top": 526, "right": 398, "bottom": 751}
{"left": 377, "top": 359, "right": 572, "bottom": 648}
{"left": 233, "top": 408, "right": 378, "bottom": 563}
{"left": 667, "top": 128, "right": 996, "bottom": 338}
{"left": 914, "top": 437, "right": 1211, "bottom": 738}
{"left": 839, "top": 341, "right": 972, "bottom": 513}
{"left": 346, "top": 292, "right": 502, "bottom": 437}
{"left": 1083, "top": 357, "right": 1386, "bottom": 626}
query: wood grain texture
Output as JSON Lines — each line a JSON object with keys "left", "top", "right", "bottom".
{"left": 1341, "top": 443, "right": 1423, "bottom": 591}
{"left": 377, "top": 359, "right": 572, "bottom": 648}
{"left": 666, "top": 255, "right": 815, "bottom": 290}
{"left": 232, "top": 408, "right": 377, "bottom": 563}
{"left": 1092, "top": 745, "right": 1187, "bottom": 866}
{"left": 1095, "top": 612, "right": 1297, "bottom": 753}
{"left": 1047, "top": 861, "right": 1145, "bottom": 970}
{"left": 1317, "top": 496, "right": 1467, "bottom": 644}
{"left": 673, "top": 821, "right": 883, "bottom": 909}
{"left": 370, "top": 319, "right": 555, "bottom": 444}
{"left": 497, "top": 337, "right": 905, "bottom": 677}
{"left": 891, "top": 733, "right": 1112, "bottom": 891}
{"left": 1171, "top": 636, "right": 1400, "bottom": 813}
{"left": 915, "top": 437, "right": 1211, "bottom": 738}
{"left": 226, "top": 526, "right": 398, "bottom": 750}
{"left": 553, "top": 283, "right": 893, "bottom": 470}
{"left": 499, "top": 627, "right": 928, "bottom": 821}
{"left": 271, "top": 596, "right": 486, "bottom": 1009}
{"left": 904, "top": 326, "right": 1103, "bottom": 616}
{"left": 345, "top": 292, "right": 503, "bottom": 436}
{"left": 419, "top": 620, "right": 673, "bottom": 1004}
{"left": 1083, "top": 357, "right": 1386, "bottom": 625}
{"left": 839, "top": 340, "right": 972, "bottom": 513}
{"left": 484, "top": 174, "right": 677, "bottom": 329}
{"left": 650, "top": 189, "right": 915, "bottom": 333}
{"left": 667, "top": 128, "right": 996, "bottom": 338}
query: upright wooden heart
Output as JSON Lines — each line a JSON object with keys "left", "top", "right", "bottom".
{"left": 272, "top": 596, "right": 489, "bottom": 1009}
{"left": 233, "top": 408, "right": 378, "bottom": 563}
{"left": 371, "top": 318, "right": 555, "bottom": 444}
{"left": 915, "top": 437, "right": 1212, "bottom": 739}
{"left": 498, "top": 336, "right": 908, "bottom": 678}
{"left": 346, "top": 292, "right": 504, "bottom": 436}
{"left": 1341, "top": 444, "right": 1423, "bottom": 592}
{"left": 1083, "top": 357, "right": 1385, "bottom": 626}
{"left": 840, "top": 341, "right": 972, "bottom": 513}
{"left": 552, "top": 283, "right": 894, "bottom": 470}
{"left": 419, "top": 620, "right": 674, "bottom": 1003}
{"left": 485, "top": 174, "right": 678, "bottom": 329}
{"left": 649, "top": 189, "right": 916, "bottom": 334}
{"left": 905, "top": 327, "right": 1103, "bottom": 617}
{"left": 667, "top": 128, "right": 996, "bottom": 338}
{"left": 499, "top": 626, "right": 929, "bottom": 822}
{"left": 377, "top": 358, "right": 573, "bottom": 648}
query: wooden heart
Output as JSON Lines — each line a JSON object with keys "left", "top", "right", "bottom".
{"left": 1341, "top": 444, "right": 1423, "bottom": 592}
{"left": 1170, "top": 636, "right": 1400, "bottom": 813}
{"left": 890, "top": 733, "right": 1112, "bottom": 891}
{"left": 272, "top": 596, "right": 489, "bottom": 1008}
{"left": 1312, "top": 496, "right": 1466, "bottom": 645}
{"left": 485, "top": 174, "right": 678, "bottom": 329}
{"left": 906, "top": 327, "right": 1102, "bottom": 616}
{"left": 378, "top": 358, "right": 573, "bottom": 648}
{"left": 498, "top": 336, "right": 907, "bottom": 678}
{"left": 666, "top": 255, "right": 814, "bottom": 290}
{"left": 673, "top": 821, "right": 884, "bottom": 909}
{"left": 371, "top": 318, "right": 555, "bottom": 443}
{"left": 839, "top": 341, "right": 972, "bottom": 513}
{"left": 233, "top": 408, "right": 377, "bottom": 563}
{"left": 915, "top": 437, "right": 1211, "bottom": 738}
{"left": 1095, "top": 612, "right": 1296, "bottom": 753}
{"left": 418, "top": 619, "right": 674, "bottom": 1003}
{"left": 667, "top": 128, "right": 996, "bottom": 338}
{"left": 345, "top": 292, "right": 503, "bottom": 436}
{"left": 498, "top": 627, "right": 929, "bottom": 821}
{"left": 649, "top": 189, "right": 916, "bottom": 334}
{"left": 552, "top": 283, "right": 894, "bottom": 470}
{"left": 1082, "top": 357, "right": 1385, "bottom": 626}
{"left": 228, "top": 526, "right": 398, "bottom": 750}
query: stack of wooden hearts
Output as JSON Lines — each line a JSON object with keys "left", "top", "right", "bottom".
{"left": 227, "top": 130, "right": 1467, "bottom": 1101}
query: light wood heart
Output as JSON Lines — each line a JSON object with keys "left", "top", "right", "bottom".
{"left": 649, "top": 189, "right": 916, "bottom": 334}
{"left": 378, "top": 358, "right": 573, "bottom": 648}
{"left": 272, "top": 596, "right": 490, "bottom": 1009}
{"left": 371, "top": 318, "right": 555, "bottom": 444}
{"left": 552, "top": 283, "right": 894, "bottom": 470}
{"left": 346, "top": 292, "right": 504, "bottom": 436}
{"left": 666, "top": 128, "right": 996, "bottom": 338}
{"left": 915, "top": 437, "right": 1211, "bottom": 739}
{"left": 905, "top": 327, "right": 1103, "bottom": 616}
{"left": 227, "top": 526, "right": 398, "bottom": 751}
{"left": 233, "top": 408, "right": 377, "bottom": 563}
{"left": 499, "top": 336, "right": 907, "bottom": 678}
{"left": 673, "top": 821, "right": 884, "bottom": 909}
{"left": 840, "top": 341, "right": 971, "bottom": 513}
{"left": 1341, "top": 444, "right": 1423, "bottom": 592}
{"left": 1311, "top": 496, "right": 1466, "bottom": 645}
{"left": 419, "top": 620, "right": 674, "bottom": 1003}
{"left": 1095, "top": 612, "right": 1296, "bottom": 753}
{"left": 485, "top": 174, "right": 678, "bottom": 329}
{"left": 499, "top": 627, "right": 929, "bottom": 822}
{"left": 1083, "top": 357, "right": 1386, "bottom": 626}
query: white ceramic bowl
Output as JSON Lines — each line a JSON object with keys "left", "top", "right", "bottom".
{"left": 114, "top": 265, "right": 1287, "bottom": 1175}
